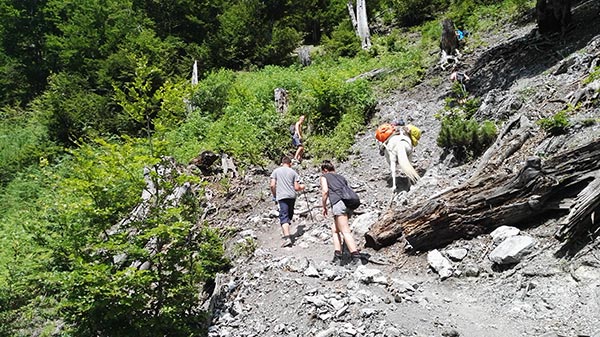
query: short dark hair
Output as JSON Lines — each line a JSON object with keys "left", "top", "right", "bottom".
{"left": 321, "top": 160, "right": 335, "bottom": 172}
{"left": 281, "top": 156, "right": 291, "bottom": 164}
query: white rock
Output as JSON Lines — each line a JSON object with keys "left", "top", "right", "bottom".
{"left": 490, "top": 225, "right": 520, "bottom": 243}
{"left": 350, "top": 211, "right": 379, "bottom": 237}
{"left": 427, "top": 249, "right": 454, "bottom": 280}
{"left": 489, "top": 235, "right": 536, "bottom": 264}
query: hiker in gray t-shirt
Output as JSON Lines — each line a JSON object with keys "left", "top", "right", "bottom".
{"left": 270, "top": 156, "right": 305, "bottom": 247}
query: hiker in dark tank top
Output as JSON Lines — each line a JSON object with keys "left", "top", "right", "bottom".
{"left": 320, "top": 160, "right": 365, "bottom": 266}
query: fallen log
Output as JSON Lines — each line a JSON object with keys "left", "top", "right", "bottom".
{"left": 365, "top": 139, "right": 600, "bottom": 251}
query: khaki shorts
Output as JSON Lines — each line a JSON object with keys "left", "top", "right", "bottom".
{"left": 332, "top": 200, "right": 352, "bottom": 217}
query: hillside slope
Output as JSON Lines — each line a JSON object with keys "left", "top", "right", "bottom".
{"left": 203, "top": 3, "right": 600, "bottom": 337}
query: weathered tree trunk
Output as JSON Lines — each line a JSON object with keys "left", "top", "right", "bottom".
{"left": 347, "top": 1, "right": 358, "bottom": 36}
{"left": 298, "top": 46, "right": 311, "bottom": 67}
{"left": 274, "top": 88, "right": 289, "bottom": 114}
{"left": 365, "top": 138, "right": 600, "bottom": 251}
{"left": 192, "top": 60, "right": 198, "bottom": 85}
{"left": 356, "top": 0, "right": 371, "bottom": 50}
{"left": 347, "top": 1, "right": 371, "bottom": 50}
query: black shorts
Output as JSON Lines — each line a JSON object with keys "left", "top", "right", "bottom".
{"left": 278, "top": 198, "right": 296, "bottom": 224}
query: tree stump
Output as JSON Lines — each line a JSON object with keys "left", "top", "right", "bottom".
{"left": 274, "top": 88, "right": 289, "bottom": 114}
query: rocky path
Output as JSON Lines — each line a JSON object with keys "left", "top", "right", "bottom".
{"left": 205, "top": 6, "right": 600, "bottom": 336}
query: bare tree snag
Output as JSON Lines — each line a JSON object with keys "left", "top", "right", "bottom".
{"left": 365, "top": 139, "right": 600, "bottom": 251}
{"left": 297, "top": 46, "right": 311, "bottom": 67}
{"left": 356, "top": 0, "right": 371, "bottom": 50}
{"left": 347, "top": 1, "right": 358, "bottom": 36}
{"left": 347, "top": 1, "right": 371, "bottom": 50}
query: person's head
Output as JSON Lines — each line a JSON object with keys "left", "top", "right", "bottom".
{"left": 299, "top": 115, "right": 305, "bottom": 123}
{"left": 281, "top": 156, "right": 292, "bottom": 165}
{"left": 321, "top": 160, "right": 335, "bottom": 173}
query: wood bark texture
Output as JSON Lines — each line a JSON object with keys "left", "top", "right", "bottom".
{"left": 347, "top": 1, "right": 358, "bottom": 36}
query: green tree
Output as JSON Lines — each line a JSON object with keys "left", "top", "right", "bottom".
{"left": 0, "top": 0, "right": 51, "bottom": 105}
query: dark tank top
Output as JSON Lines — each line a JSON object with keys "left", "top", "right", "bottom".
{"left": 323, "top": 172, "right": 348, "bottom": 205}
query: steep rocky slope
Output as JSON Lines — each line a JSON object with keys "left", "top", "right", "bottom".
{"left": 202, "top": 3, "right": 600, "bottom": 337}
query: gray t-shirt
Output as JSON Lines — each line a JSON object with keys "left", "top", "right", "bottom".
{"left": 270, "top": 166, "right": 299, "bottom": 200}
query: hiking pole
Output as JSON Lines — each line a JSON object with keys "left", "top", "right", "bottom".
{"left": 302, "top": 190, "right": 314, "bottom": 222}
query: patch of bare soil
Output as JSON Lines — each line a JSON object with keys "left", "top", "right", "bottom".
{"left": 203, "top": 3, "right": 600, "bottom": 336}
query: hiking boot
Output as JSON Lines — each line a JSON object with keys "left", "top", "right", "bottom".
{"left": 281, "top": 238, "right": 293, "bottom": 247}
{"left": 350, "top": 252, "right": 366, "bottom": 266}
{"left": 331, "top": 252, "right": 343, "bottom": 266}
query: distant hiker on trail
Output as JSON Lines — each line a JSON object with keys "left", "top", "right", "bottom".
{"left": 449, "top": 66, "right": 470, "bottom": 102}
{"left": 291, "top": 115, "right": 305, "bottom": 163}
{"left": 449, "top": 68, "right": 470, "bottom": 85}
{"left": 270, "top": 156, "right": 305, "bottom": 247}
{"left": 320, "top": 160, "right": 365, "bottom": 266}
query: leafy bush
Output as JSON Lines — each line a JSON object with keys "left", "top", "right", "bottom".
{"left": 190, "top": 69, "right": 237, "bottom": 120}
{"left": 437, "top": 113, "right": 497, "bottom": 162}
{"left": 0, "top": 138, "right": 230, "bottom": 335}
{"left": 32, "top": 72, "right": 112, "bottom": 146}
{"left": 583, "top": 65, "right": 600, "bottom": 85}
{"left": 537, "top": 110, "right": 571, "bottom": 135}
{"left": 321, "top": 21, "right": 361, "bottom": 58}
{"left": 381, "top": 0, "right": 449, "bottom": 27}
{"left": 166, "top": 58, "right": 378, "bottom": 164}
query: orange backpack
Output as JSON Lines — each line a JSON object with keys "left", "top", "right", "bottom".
{"left": 375, "top": 123, "right": 396, "bottom": 143}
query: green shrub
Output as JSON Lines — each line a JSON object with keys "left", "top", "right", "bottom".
{"left": 310, "top": 111, "right": 365, "bottom": 161}
{"left": 382, "top": 0, "right": 449, "bottom": 27}
{"left": 537, "top": 110, "right": 571, "bottom": 135}
{"left": 0, "top": 139, "right": 230, "bottom": 336}
{"left": 190, "top": 69, "right": 237, "bottom": 120}
{"left": 321, "top": 22, "right": 361, "bottom": 58}
{"left": 583, "top": 65, "right": 600, "bottom": 85}
{"left": 437, "top": 113, "right": 497, "bottom": 162}
{"left": 231, "top": 237, "right": 258, "bottom": 260}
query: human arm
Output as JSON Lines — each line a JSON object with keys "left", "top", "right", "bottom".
{"left": 270, "top": 178, "right": 277, "bottom": 200}
{"left": 294, "top": 180, "right": 305, "bottom": 192}
{"left": 320, "top": 176, "right": 329, "bottom": 216}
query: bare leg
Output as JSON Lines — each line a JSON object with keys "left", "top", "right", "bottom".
{"left": 331, "top": 222, "right": 343, "bottom": 252}
{"left": 295, "top": 145, "right": 304, "bottom": 161}
{"left": 334, "top": 214, "right": 358, "bottom": 253}
{"left": 281, "top": 223, "right": 291, "bottom": 237}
